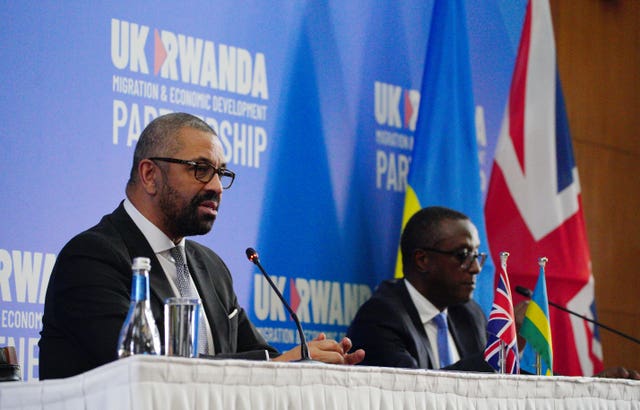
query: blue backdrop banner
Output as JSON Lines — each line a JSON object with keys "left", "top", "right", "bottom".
{"left": 0, "top": 0, "right": 525, "bottom": 380}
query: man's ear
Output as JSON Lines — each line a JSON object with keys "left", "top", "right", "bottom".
{"left": 138, "top": 159, "right": 159, "bottom": 195}
{"left": 414, "top": 249, "right": 430, "bottom": 273}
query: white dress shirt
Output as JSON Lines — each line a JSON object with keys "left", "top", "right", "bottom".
{"left": 404, "top": 279, "right": 460, "bottom": 368}
{"left": 123, "top": 198, "right": 215, "bottom": 352}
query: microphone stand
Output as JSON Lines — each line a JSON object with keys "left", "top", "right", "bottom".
{"left": 246, "top": 248, "right": 314, "bottom": 362}
{"left": 516, "top": 286, "right": 640, "bottom": 345}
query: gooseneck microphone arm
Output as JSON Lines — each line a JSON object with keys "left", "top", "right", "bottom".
{"left": 245, "top": 248, "right": 312, "bottom": 361}
{"left": 515, "top": 286, "right": 640, "bottom": 346}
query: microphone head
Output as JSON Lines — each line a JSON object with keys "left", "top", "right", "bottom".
{"left": 515, "top": 285, "right": 533, "bottom": 298}
{"left": 245, "top": 247, "right": 259, "bottom": 263}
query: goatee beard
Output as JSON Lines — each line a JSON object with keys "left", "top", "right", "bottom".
{"left": 159, "top": 184, "right": 218, "bottom": 238}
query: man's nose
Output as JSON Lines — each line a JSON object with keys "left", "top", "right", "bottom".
{"left": 467, "top": 258, "right": 482, "bottom": 274}
{"left": 204, "top": 172, "right": 223, "bottom": 193}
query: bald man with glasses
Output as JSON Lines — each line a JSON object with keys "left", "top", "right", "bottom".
{"left": 39, "top": 112, "right": 364, "bottom": 380}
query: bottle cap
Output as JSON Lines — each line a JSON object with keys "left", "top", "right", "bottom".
{"left": 132, "top": 257, "right": 151, "bottom": 271}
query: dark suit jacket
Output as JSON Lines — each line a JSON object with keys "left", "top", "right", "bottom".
{"left": 346, "top": 279, "right": 494, "bottom": 372}
{"left": 39, "top": 202, "right": 277, "bottom": 379}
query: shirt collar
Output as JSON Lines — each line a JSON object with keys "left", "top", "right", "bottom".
{"left": 403, "top": 278, "right": 446, "bottom": 325}
{"left": 123, "top": 198, "right": 186, "bottom": 254}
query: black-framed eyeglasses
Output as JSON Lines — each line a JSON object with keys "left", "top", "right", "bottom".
{"left": 419, "top": 247, "right": 487, "bottom": 270}
{"left": 149, "top": 157, "right": 236, "bottom": 189}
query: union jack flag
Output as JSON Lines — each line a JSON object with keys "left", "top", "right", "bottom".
{"left": 484, "top": 0, "right": 603, "bottom": 375}
{"left": 484, "top": 252, "right": 519, "bottom": 374}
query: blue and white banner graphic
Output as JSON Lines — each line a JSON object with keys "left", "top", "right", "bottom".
{"left": 1, "top": 1, "right": 526, "bottom": 379}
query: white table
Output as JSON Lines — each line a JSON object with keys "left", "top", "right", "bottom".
{"left": 1, "top": 356, "right": 639, "bottom": 409}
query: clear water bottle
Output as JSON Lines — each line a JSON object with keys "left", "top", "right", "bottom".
{"left": 117, "top": 257, "right": 161, "bottom": 358}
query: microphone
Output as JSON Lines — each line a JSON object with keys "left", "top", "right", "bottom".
{"left": 515, "top": 286, "right": 640, "bottom": 345}
{"left": 245, "top": 247, "right": 313, "bottom": 361}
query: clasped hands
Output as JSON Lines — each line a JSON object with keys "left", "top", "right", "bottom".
{"left": 273, "top": 332, "right": 365, "bottom": 365}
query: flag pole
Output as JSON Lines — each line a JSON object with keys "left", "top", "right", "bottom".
{"left": 535, "top": 256, "right": 548, "bottom": 376}
{"left": 499, "top": 340, "right": 506, "bottom": 374}
{"left": 498, "top": 252, "right": 510, "bottom": 375}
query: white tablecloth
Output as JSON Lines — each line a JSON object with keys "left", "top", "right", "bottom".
{"left": 1, "top": 356, "right": 639, "bottom": 410}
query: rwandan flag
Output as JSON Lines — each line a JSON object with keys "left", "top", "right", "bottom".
{"left": 520, "top": 257, "right": 553, "bottom": 375}
{"left": 394, "top": 0, "right": 494, "bottom": 313}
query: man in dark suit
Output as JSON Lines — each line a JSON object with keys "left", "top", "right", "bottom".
{"left": 347, "top": 206, "right": 494, "bottom": 372}
{"left": 346, "top": 206, "right": 640, "bottom": 379}
{"left": 39, "top": 112, "right": 364, "bottom": 379}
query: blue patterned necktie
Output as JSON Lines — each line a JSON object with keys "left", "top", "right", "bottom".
{"left": 433, "top": 312, "right": 452, "bottom": 368}
{"left": 170, "top": 246, "right": 209, "bottom": 355}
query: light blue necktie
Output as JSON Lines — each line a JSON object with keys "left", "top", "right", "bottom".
{"left": 170, "top": 246, "right": 209, "bottom": 355}
{"left": 433, "top": 312, "right": 452, "bottom": 368}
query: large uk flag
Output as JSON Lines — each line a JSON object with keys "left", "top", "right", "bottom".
{"left": 484, "top": 0, "right": 603, "bottom": 376}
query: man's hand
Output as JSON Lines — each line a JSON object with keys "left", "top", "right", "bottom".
{"left": 272, "top": 333, "right": 365, "bottom": 365}
{"left": 594, "top": 367, "right": 640, "bottom": 380}
{"left": 336, "top": 333, "right": 366, "bottom": 365}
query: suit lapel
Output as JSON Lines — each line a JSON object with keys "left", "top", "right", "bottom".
{"left": 448, "top": 304, "right": 478, "bottom": 358}
{"left": 395, "top": 281, "right": 436, "bottom": 369}
{"left": 185, "top": 243, "right": 229, "bottom": 354}
{"left": 110, "top": 203, "right": 174, "bottom": 309}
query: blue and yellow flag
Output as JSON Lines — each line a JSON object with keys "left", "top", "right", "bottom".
{"left": 520, "top": 257, "right": 553, "bottom": 375}
{"left": 395, "top": 0, "right": 494, "bottom": 313}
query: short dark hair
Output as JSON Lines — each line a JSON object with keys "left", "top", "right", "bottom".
{"left": 400, "top": 206, "right": 469, "bottom": 268}
{"left": 127, "top": 113, "right": 216, "bottom": 187}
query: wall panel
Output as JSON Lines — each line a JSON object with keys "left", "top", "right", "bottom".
{"left": 552, "top": 0, "right": 640, "bottom": 371}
